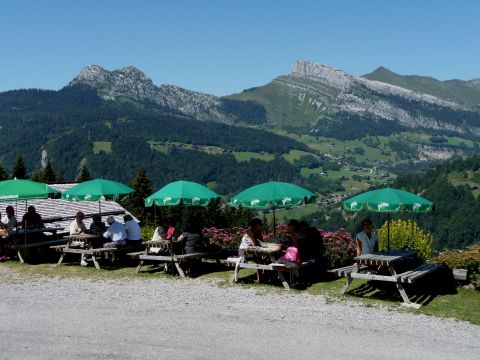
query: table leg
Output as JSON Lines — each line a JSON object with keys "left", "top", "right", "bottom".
{"left": 57, "top": 253, "right": 65, "bottom": 266}
{"left": 388, "top": 264, "right": 411, "bottom": 304}
{"left": 341, "top": 263, "right": 360, "bottom": 294}
{"left": 91, "top": 255, "right": 101, "bottom": 270}
{"left": 136, "top": 260, "right": 144, "bottom": 273}
{"left": 17, "top": 249, "right": 25, "bottom": 264}
{"left": 174, "top": 258, "right": 185, "bottom": 277}
{"left": 277, "top": 271, "right": 290, "bottom": 290}
{"left": 230, "top": 255, "right": 244, "bottom": 283}
{"left": 341, "top": 276, "right": 353, "bottom": 295}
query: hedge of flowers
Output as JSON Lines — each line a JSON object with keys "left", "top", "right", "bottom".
{"left": 203, "top": 224, "right": 355, "bottom": 269}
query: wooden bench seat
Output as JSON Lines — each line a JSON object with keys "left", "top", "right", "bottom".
{"left": 18, "top": 238, "right": 67, "bottom": 249}
{"left": 397, "top": 263, "right": 441, "bottom": 284}
{"left": 133, "top": 249, "right": 225, "bottom": 277}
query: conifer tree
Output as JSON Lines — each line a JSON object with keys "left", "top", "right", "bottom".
{"left": 76, "top": 160, "right": 91, "bottom": 182}
{"left": 55, "top": 169, "right": 66, "bottom": 183}
{"left": 0, "top": 162, "right": 7, "bottom": 181}
{"left": 124, "top": 167, "right": 154, "bottom": 222}
{"left": 30, "top": 169, "right": 44, "bottom": 182}
{"left": 43, "top": 158, "right": 56, "bottom": 183}
{"left": 11, "top": 154, "right": 27, "bottom": 179}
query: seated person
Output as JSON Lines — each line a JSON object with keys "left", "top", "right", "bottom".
{"left": 356, "top": 218, "right": 378, "bottom": 256}
{"left": 102, "top": 216, "right": 128, "bottom": 248}
{"left": 238, "top": 218, "right": 263, "bottom": 282}
{"left": 22, "top": 206, "right": 44, "bottom": 229}
{"left": 69, "top": 211, "right": 88, "bottom": 267}
{"left": 89, "top": 214, "right": 107, "bottom": 236}
{"left": 238, "top": 218, "right": 263, "bottom": 256}
{"left": 165, "top": 217, "right": 178, "bottom": 241}
{"left": 151, "top": 223, "right": 166, "bottom": 241}
{"left": 69, "top": 211, "right": 87, "bottom": 236}
{"left": 177, "top": 220, "right": 205, "bottom": 254}
{"left": 123, "top": 214, "right": 143, "bottom": 248}
{"left": 1, "top": 206, "right": 17, "bottom": 233}
{"left": 299, "top": 220, "right": 324, "bottom": 262}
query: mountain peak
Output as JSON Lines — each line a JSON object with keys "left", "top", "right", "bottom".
{"left": 291, "top": 60, "right": 353, "bottom": 89}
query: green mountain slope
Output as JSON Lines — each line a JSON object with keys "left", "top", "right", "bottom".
{"left": 363, "top": 66, "right": 480, "bottom": 108}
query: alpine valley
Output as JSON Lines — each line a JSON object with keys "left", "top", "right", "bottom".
{"left": 1, "top": 60, "right": 480, "bottom": 197}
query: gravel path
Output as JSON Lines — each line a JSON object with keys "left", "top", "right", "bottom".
{"left": 0, "top": 267, "right": 479, "bottom": 360}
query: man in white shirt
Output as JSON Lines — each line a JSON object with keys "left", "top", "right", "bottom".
{"left": 123, "top": 215, "right": 142, "bottom": 242}
{"left": 103, "top": 216, "right": 128, "bottom": 248}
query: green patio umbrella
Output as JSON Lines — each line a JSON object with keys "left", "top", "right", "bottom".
{"left": 343, "top": 187, "right": 433, "bottom": 252}
{"left": 62, "top": 179, "right": 135, "bottom": 213}
{"left": 144, "top": 180, "right": 221, "bottom": 275}
{"left": 230, "top": 181, "right": 316, "bottom": 235}
{"left": 144, "top": 180, "right": 220, "bottom": 207}
{"left": 0, "top": 179, "right": 59, "bottom": 201}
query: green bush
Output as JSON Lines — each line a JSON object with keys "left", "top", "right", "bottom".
{"left": 430, "top": 245, "right": 480, "bottom": 282}
{"left": 378, "top": 219, "right": 433, "bottom": 260}
{"left": 141, "top": 225, "right": 156, "bottom": 241}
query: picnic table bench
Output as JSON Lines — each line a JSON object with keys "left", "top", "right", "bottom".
{"left": 128, "top": 239, "right": 225, "bottom": 277}
{"left": 330, "top": 249, "right": 441, "bottom": 308}
{"left": 12, "top": 227, "right": 65, "bottom": 263}
{"left": 53, "top": 234, "right": 142, "bottom": 269}
{"left": 226, "top": 246, "right": 315, "bottom": 290}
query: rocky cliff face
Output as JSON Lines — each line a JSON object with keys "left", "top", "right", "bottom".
{"left": 70, "top": 65, "right": 223, "bottom": 120}
{"left": 284, "top": 60, "right": 472, "bottom": 133}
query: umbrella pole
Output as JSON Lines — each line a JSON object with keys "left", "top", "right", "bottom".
{"left": 273, "top": 208, "right": 276, "bottom": 237}
{"left": 387, "top": 213, "right": 391, "bottom": 254}
{"left": 98, "top": 200, "right": 101, "bottom": 216}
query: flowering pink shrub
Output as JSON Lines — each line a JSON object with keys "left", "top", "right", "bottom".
{"left": 320, "top": 228, "right": 355, "bottom": 269}
{"left": 264, "top": 224, "right": 288, "bottom": 241}
{"left": 203, "top": 227, "right": 246, "bottom": 248}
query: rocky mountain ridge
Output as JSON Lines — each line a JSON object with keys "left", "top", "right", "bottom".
{"left": 70, "top": 65, "right": 223, "bottom": 121}
{"left": 69, "top": 61, "right": 480, "bottom": 137}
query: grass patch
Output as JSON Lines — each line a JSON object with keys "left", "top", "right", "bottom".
{"left": 93, "top": 141, "right": 112, "bottom": 154}
{"left": 233, "top": 151, "right": 274, "bottom": 162}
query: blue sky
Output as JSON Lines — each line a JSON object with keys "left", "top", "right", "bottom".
{"left": 1, "top": 0, "right": 479, "bottom": 96}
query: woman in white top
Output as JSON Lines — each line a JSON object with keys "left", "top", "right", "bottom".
{"left": 239, "top": 218, "right": 263, "bottom": 254}
{"left": 356, "top": 218, "right": 378, "bottom": 256}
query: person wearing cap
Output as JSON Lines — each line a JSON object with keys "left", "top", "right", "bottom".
{"left": 102, "top": 216, "right": 128, "bottom": 248}
{"left": 356, "top": 218, "right": 378, "bottom": 256}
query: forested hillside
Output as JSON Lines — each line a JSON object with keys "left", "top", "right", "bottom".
{"left": 0, "top": 85, "right": 341, "bottom": 195}
{"left": 302, "top": 155, "right": 480, "bottom": 251}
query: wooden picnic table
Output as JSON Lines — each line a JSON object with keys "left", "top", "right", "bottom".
{"left": 53, "top": 233, "right": 110, "bottom": 269}
{"left": 13, "top": 227, "right": 65, "bottom": 263}
{"left": 331, "top": 249, "right": 440, "bottom": 308}
{"left": 227, "top": 246, "right": 314, "bottom": 290}
{"left": 129, "top": 239, "right": 224, "bottom": 277}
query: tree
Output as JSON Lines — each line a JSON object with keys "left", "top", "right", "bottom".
{"left": 123, "top": 167, "right": 154, "bottom": 223}
{"left": 76, "top": 160, "right": 91, "bottom": 182}
{"left": 30, "top": 169, "right": 44, "bottom": 182}
{"left": 0, "top": 162, "right": 7, "bottom": 181}
{"left": 11, "top": 154, "right": 27, "bottom": 179}
{"left": 55, "top": 169, "right": 66, "bottom": 183}
{"left": 43, "top": 158, "right": 56, "bottom": 183}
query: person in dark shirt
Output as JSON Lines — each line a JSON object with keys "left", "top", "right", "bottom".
{"left": 21, "top": 206, "right": 44, "bottom": 229}
{"left": 178, "top": 220, "right": 205, "bottom": 254}
{"left": 299, "top": 220, "right": 324, "bottom": 263}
